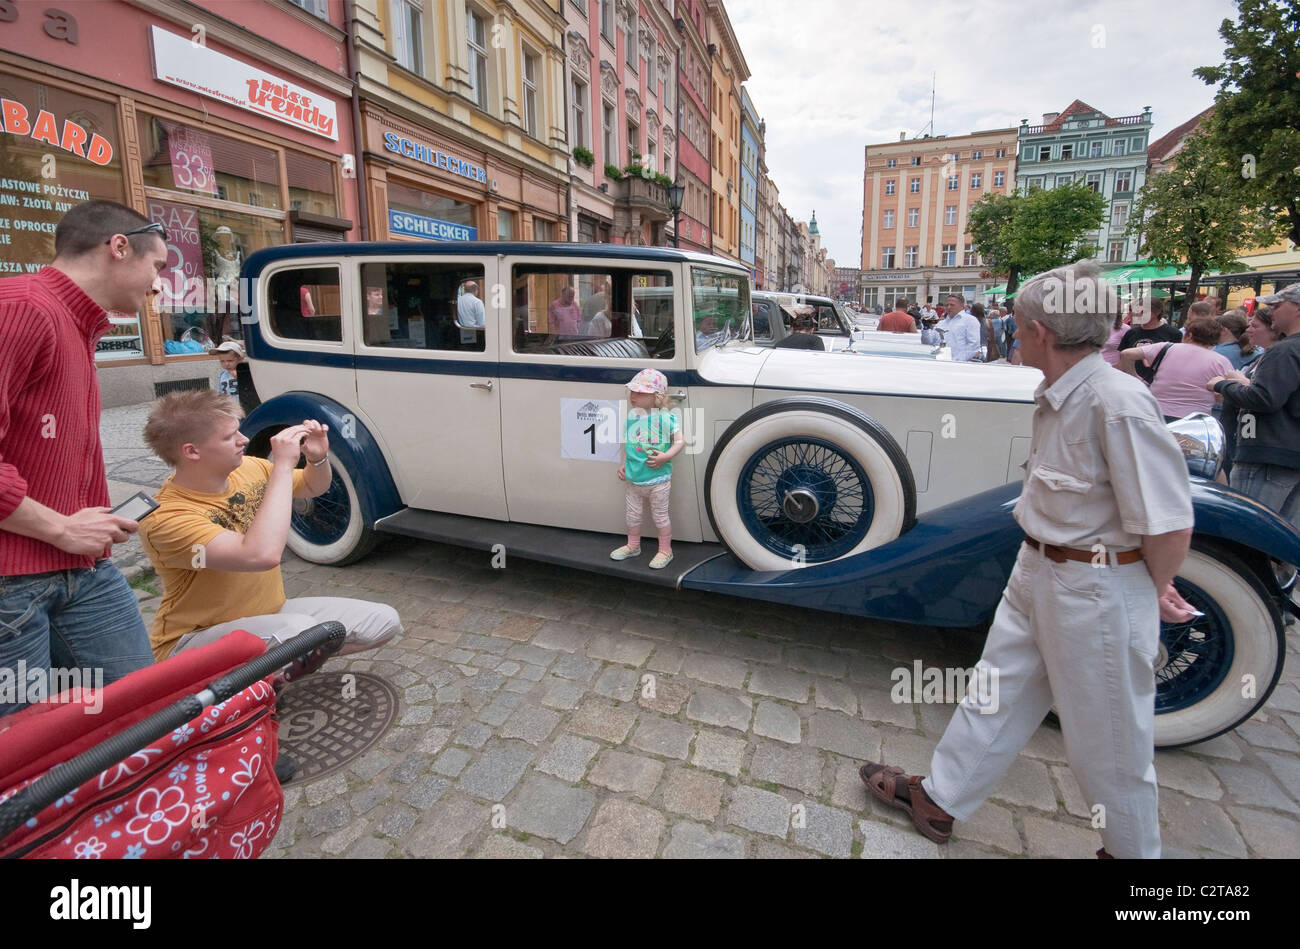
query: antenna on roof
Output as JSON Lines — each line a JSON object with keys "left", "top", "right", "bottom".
{"left": 917, "top": 72, "right": 936, "bottom": 139}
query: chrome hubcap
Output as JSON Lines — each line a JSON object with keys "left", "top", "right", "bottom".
{"left": 781, "top": 488, "right": 820, "bottom": 523}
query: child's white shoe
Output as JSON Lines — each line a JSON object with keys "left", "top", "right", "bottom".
{"left": 648, "top": 551, "right": 674, "bottom": 569}
{"left": 610, "top": 545, "right": 642, "bottom": 561}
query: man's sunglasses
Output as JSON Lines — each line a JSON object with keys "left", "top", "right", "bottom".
{"left": 106, "top": 222, "right": 168, "bottom": 244}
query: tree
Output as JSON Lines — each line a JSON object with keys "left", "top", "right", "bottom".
{"left": 1126, "top": 125, "right": 1264, "bottom": 300}
{"left": 967, "top": 183, "right": 1106, "bottom": 291}
{"left": 1194, "top": 0, "right": 1300, "bottom": 246}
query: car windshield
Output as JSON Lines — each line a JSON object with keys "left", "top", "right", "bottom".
{"left": 691, "top": 266, "right": 751, "bottom": 352}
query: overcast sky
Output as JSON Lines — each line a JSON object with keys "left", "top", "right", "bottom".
{"left": 730, "top": 0, "right": 1239, "bottom": 268}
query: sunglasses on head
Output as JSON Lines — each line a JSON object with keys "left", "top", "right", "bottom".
{"left": 106, "top": 222, "right": 168, "bottom": 245}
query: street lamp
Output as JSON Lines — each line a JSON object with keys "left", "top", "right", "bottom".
{"left": 668, "top": 180, "right": 685, "bottom": 248}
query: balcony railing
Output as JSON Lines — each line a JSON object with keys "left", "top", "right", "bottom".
{"left": 1021, "top": 113, "right": 1149, "bottom": 136}
{"left": 618, "top": 176, "right": 669, "bottom": 219}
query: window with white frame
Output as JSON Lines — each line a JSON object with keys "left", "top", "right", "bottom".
{"left": 1085, "top": 172, "right": 1102, "bottom": 193}
{"left": 944, "top": 205, "right": 957, "bottom": 225}
{"left": 1055, "top": 174, "right": 1074, "bottom": 188}
{"left": 1028, "top": 176, "right": 1043, "bottom": 190}
{"left": 522, "top": 49, "right": 540, "bottom": 138}
{"left": 571, "top": 77, "right": 587, "bottom": 149}
{"left": 600, "top": 0, "right": 614, "bottom": 40}
{"left": 971, "top": 172, "right": 982, "bottom": 189}
{"left": 947, "top": 175, "right": 959, "bottom": 191}
{"left": 964, "top": 244, "right": 977, "bottom": 266}
{"left": 533, "top": 218, "right": 553, "bottom": 241}
{"left": 972, "top": 150, "right": 982, "bottom": 159}
{"left": 625, "top": 14, "right": 637, "bottom": 70}
{"left": 1038, "top": 145, "right": 1051, "bottom": 161}
{"left": 626, "top": 119, "right": 638, "bottom": 166}
{"left": 886, "top": 158, "right": 897, "bottom": 168}
{"left": 909, "top": 177, "right": 920, "bottom": 194}
{"left": 906, "top": 207, "right": 919, "bottom": 227}
{"left": 911, "top": 156, "right": 921, "bottom": 166}
{"left": 467, "top": 8, "right": 488, "bottom": 109}
{"left": 1113, "top": 139, "right": 1127, "bottom": 156}
{"left": 1115, "top": 170, "right": 1133, "bottom": 192}
{"left": 1090, "top": 141, "right": 1103, "bottom": 158}
{"left": 883, "top": 210, "right": 894, "bottom": 229}
{"left": 1112, "top": 201, "right": 1129, "bottom": 228}
{"left": 995, "top": 148, "right": 1006, "bottom": 158}
{"left": 885, "top": 179, "right": 895, "bottom": 195}
{"left": 904, "top": 245, "right": 918, "bottom": 268}
{"left": 647, "top": 128, "right": 657, "bottom": 172}
{"left": 392, "top": 0, "right": 424, "bottom": 74}
{"left": 881, "top": 246, "right": 896, "bottom": 268}
{"left": 1108, "top": 240, "right": 1125, "bottom": 262}
{"left": 603, "top": 101, "right": 616, "bottom": 165}
{"left": 1060, "top": 143, "right": 1073, "bottom": 160}
{"left": 1130, "top": 137, "right": 1143, "bottom": 152}
{"left": 941, "top": 244, "right": 956, "bottom": 267}
{"left": 993, "top": 170, "right": 1005, "bottom": 187}
{"left": 289, "top": 0, "right": 329, "bottom": 19}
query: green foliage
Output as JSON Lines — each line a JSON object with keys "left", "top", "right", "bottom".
{"left": 572, "top": 145, "right": 595, "bottom": 168}
{"left": 967, "top": 184, "right": 1106, "bottom": 280}
{"left": 603, "top": 163, "right": 624, "bottom": 180}
{"left": 1194, "top": 0, "right": 1300, "bottom": 244}
{"left": 652, "top": 173, "right": 673, "bottom": 189}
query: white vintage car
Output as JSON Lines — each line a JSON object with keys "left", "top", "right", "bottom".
{"left": 239, "top": 242, "right": 1298, "bottom": 748}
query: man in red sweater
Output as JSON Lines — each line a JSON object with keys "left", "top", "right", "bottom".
{"left": 879, "top": 298, "right": 920, "bottom": 334}
{"left": 0, "top": 201, "right": 166, "bottom": 716}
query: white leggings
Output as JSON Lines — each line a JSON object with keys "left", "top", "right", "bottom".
{"left": 625, "top": 480, "right": 672, "bottom": 535}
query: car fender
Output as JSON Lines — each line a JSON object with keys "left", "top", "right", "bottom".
{"left": 1189, "top": 477, "right": 1300, "bottom": 588}
{"left": 241, "top": 393, "right": 402, "bottom": 525}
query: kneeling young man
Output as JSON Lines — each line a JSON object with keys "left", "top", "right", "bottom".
{"left": 138, "top": 391, "right": 401, "bottom": 661}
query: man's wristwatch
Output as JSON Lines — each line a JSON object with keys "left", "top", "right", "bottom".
{"left": 306, "top": 454, "right": 329, "bottom": 467}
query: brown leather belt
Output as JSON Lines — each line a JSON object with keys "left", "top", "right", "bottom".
{"left": 1023, "top": 537, "right": 1143, "bottom": 565}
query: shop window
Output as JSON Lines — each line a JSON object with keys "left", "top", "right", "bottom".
{"left": 497, "top": 208, "right": 515, "bottom": 240}
{"left": 139, "top": 116, "right": 281, "bottom": 209}
{"left": 511, "top": 265, "right": 672, "bottom": 358}
{"left": 387, "top": 180, "right": 477, "bottom": 240}
{"left": 359, "top": 261, "right": 486, "bottom": 351}
{"left": 286, "top": 151, "right": 339, "bottom": 217}
{"left": 266, "top": 266, "right": 342, "bottom": 342}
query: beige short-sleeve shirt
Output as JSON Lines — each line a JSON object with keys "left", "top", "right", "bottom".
{"left": 1014, "top": 353, "right": 1195, "bottom": 549}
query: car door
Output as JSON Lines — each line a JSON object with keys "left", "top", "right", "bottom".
{"left": 353, "top": 254, "right": 507, "bottom": 520}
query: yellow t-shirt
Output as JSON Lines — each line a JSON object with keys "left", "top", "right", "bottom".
{"left": 139, "top": 456, "right": 307, "bottom": 661}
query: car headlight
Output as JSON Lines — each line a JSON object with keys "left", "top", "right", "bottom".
{"left": 1166, "top": 413, "right": 1225, "bottom": 479}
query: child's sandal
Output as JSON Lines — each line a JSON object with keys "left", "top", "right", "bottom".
{"left": 648, "top": 551, "right": 674, "bottom": 569}
{"left": 610, "top": 545, "right": 642, "bottom": 561}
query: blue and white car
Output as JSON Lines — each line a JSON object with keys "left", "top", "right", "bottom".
{"left": 238, "top": 242, "right": 1298, "bottom": 748}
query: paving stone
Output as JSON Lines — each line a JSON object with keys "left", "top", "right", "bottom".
{"left": 320, "top": 820, "right": 367, "bottom": 856}
{"left": 753, "top": 701, "right": 802, "bottom": 744}
{"left": 682, "top": 652, "right": 750, "bottom": 689}
{"left": 495, "top": 615, "right": 546, "bottom": 642}
{"left": 568, "top": 700, "right": 638, "bottom": 744}
{"left": 661, "top": 769, "right": 726, "bottom": 821}
{"left": 791, "top": 801, "right": 853, "bottom": 858}
{"left": 475, "top": 835, "right": 544, "bottom": 859}
{"left": 400, "top": 706, "right": 434, "bottom": 726}
{"left": 500, "top": 704, "right": 562, "bottom": 745}
{"left": 432, "top": 747, "right": 473, "bottom": 777}
{"left": 638, "top": 677, "right": 691, "bottom": 715}
{"left": 401, "top": 774, "right": 452, "bottom": 809}
{"left": 1209, "top": 761, "right": 1299, "bottom": 813}
{"left": 857, "top": 818, "right": 941, "bottom": 858}
{"left": 390, "top": 752, "right": 432, "bottom": 784}
{"left": 587, "top": 750, "right": 665, "bottom": 798}
{"left": 1020, "top": 725, "right": 1068, "bottom": 763}
{"left": 378, "top": 803, "right": 419, "bottom": 838}
{"left": 503, "top": 678, "right": 534, "bottom": 694}
{"left": 468, "top": 653, "right": 501, "bottom": 669}
{"left": 404, "top": 794, "right": 486, "bottom": 858}
{"left": 581, "top": 799, "right": 665, "bottom": 858}
{"left": 507, "top": 644, "right": 558, "bottom": 667}
{"left": 1185, "top": 734, "right": 1244, "bottom": 760}
{"left": 662, "top": 821, "right": 745, "bottom": 858}
{"left": 344, "top": 836, "right": 393, "bottom": 859}
{"left": 457, "top": 745, "right": 535, "bottom": 801}
{"left": 829, "top": 758, "right": 871, "bottom": 811}
{"left": 814, "top": 679, "right": 858, "bottom": 716}
{"left": 516, "top": 663, "right": 546, "bottom": 682}
{"left": 467, "top": 671, "right": 507, "bottom": 693}
{"left": 551, "top": 653, "right": 602, "bottom": 681}
{"left": 857, "top": 686, "right": 918, "bottom": 729}
{"left": 646, "top": 646, "right": 686, "bottom": 674}
{"left": 531, "top": 621, "right": 590, "bottom": 654}
{"left": 303, "top": 773, "right": 348, "bottom": 807}
{"left": 478, "top": 692, "right": 525, "bottom": 727}
{"left": 536, "top": 734, "right": 601, "bottom": 783}
{"left": 954, "top": 801, "right": 1022, "bottom": 853}
{"left": 1159, "top": 791, "right": 1247, "bottom": 857}
{"left": 751, "top": 839, "right": 819, "bottom": 859}
{"left": 508, "top": 775, "right": 596, "bottom": 844}
{"left": 630, "top": 716, "right": 695, "bottom": 760}
{"left": 350, "top": 782, "right": 395, "bottom": 817}
{"left": 1022, "top": 815, "right": 1102, "bottom": 859}
{"left": 1229, "top": 807, "right": 1300, "bottom": 859}
{"left": 435, "top": 685, "right": 465, "bottom": 704}
{"left": 1049, "top": 764, "right": 1092, "bottom": 820}
{"left": 1256, "top": 750, "right": 1300, "bottom": 803}
{"left": 403, "top": 682, "right": 434, "bottom": 704}
{"left": 989, "top": 756, "right": 1057, "bottom": 812}
{"left": 878, "top": 732, "right": 937, "bottom": 777}
{"left": 539, "top": 676, "right": 586, "bottom": 710}
{"left": 749, "top": 741, "right": 824, "bottom": 796}
{"left": 1266, "top": 681, "right": 1300, "bottom": 713}
{"left": 1151, "top": 751, "right": 1223, "bottom": 800}
{"left": 807, "top": 711, "right": 879, "bottom": 759}
{"left": 444, "top": 647, "right": 475, "bottom": 665}
{"left": 415, "top": 727, "right": 452, "bottom": 756}
{"left": 495, "top": 661, "right": 522, "bottom": 677}
{"left": 348, "top": 749, "right": 398, "bottom": 782}
{"left": 455, "top": 722, "right": 493, "bottom": 749}
{"left": 692, "top": 730, "right": 748, "bottom": 776}
{"left": 686, "top": 688, "right": 753, "bottom": 732}
{"left": 586, "top": 633, "right": 655, "bottom": 666}
{"left": 747, "top": 667, "right": 811, "bottom": 703}
{"left": 787, "top": 646, "right": 848, "bottom": 678}
{"left": 458, "top": 632, "right": 511, "bottom": 653}
{"left": 721, "top": 633, "right": 785, "bottom": 664}
{"left": 726, "top": 785, "right": 793, "bottom": 838}
{"left": 593, "top": 666, "right": 640, "bottom": 701}
{"left": 1235, "top": 721, "right": 1299, "bottom": 752}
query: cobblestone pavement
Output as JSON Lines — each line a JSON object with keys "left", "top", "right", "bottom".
{"left": 105, "top": 406, "right": 1300, "bottom": 859}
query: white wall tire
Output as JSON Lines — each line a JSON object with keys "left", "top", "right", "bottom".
{"left": 285, "top": 452, "right": 379, "bottom": 566}
{"left": 705, "top": 400, "right": 915, "bottom": 571}
{"left": 1153, "top": 544, "right": 1285, "bottom": 748}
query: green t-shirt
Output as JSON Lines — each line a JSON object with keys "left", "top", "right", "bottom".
{"left": 624, "top": 408, "right": 680, "bottom": 485}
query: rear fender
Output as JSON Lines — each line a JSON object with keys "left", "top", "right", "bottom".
{"left": 1190, "top": 478, "right": 1300, "bottom": 608}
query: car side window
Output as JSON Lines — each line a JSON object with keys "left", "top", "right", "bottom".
{"left": 752, "top": 301, "right": 774, "bottom": 341}
{"left": 691, "top": 269, "right": 748, "bottom": 353}
{"left": 266, "top": 267, "right": 342, "bottom": 342}
{"left": 358, "top": 262, "right": 486, "bottom": 352}
{"left": 511, "top": 266, "right": 673, "bottom": 359}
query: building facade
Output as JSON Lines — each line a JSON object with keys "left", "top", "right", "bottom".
{"left": 831, "top": 265, "right": 860, "bottom": 301}
{"left": 0, "top": 0, "right": 359, "bottom": 405}
{"left": 674, "top": 0, "right": 712, "bottom": 252}
{"left": 738, "top": 87, "right": 759, "bottom": 275}
{"left": 860, "top": 127, "right": 1018, "bottom": 310}
{"left": 705, "top": 0, "right": 747, "bottom": 262}
{"left": 1016, "top": 100, "right": 1152, "bottom": 265}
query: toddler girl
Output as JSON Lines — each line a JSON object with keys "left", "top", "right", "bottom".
{"left": 610, "top": 368, "right": 685, "bottom": 569}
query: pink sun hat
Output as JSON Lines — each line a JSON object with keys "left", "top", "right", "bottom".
{"left": 626, "top": 368, "right": 667, "bottom": 394}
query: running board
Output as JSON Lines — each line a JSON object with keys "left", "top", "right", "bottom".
{"left": 374, "top": 508, "right": 729, "bottom": 589}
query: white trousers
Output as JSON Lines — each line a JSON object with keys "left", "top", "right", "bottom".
{"left": 923, "top": 544, "right": 1162, "bottom": 858}
{"left": 170, "top": 596, "right": 402, "bottom": 659}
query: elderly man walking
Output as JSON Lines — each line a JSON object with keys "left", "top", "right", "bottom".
{"left": 858, "top": 260, "right": 1196, "bottom": 858}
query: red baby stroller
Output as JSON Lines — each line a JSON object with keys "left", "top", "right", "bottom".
{"left": 0, "top": 622, "right": 343, "bottom": 859}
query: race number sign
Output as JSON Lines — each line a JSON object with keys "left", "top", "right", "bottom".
{"left": 560, "top": 399, "right": 622, "bottom": 462}
{"left": 167, "top": 127, "right": 218, "bottom": 196}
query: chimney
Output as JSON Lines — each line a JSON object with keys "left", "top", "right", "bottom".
{"left": 899, "top": 132, "right": 906, "bottom": 141}
{"left": 1042, "top": 112, "right": 1059, "bottom": 124}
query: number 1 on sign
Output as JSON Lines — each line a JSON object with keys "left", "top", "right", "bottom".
{"left": 583, "top": 423, "right": 596, "bottom": 455}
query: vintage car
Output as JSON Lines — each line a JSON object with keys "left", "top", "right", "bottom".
{"left": 753, "top": 292, "right": 945, "bottom": 359}
{"left": 238, "top": 242, "right": 1298, "bottom": 748}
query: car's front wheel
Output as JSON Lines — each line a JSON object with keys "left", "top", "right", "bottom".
{"left": 286, "top": 452, "right": 380, "bottom": 566}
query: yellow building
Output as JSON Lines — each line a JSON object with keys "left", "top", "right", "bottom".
{"left": 705, "top": 0, "right": 748, "bottom": 262}
{"left": 353, "top": 0, "right": 570, "bottom": 241}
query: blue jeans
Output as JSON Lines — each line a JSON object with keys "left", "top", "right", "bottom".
{"left": 1230, "top": 463, "right": 1300, "bottom": 531}
{"left": 0, "top": 560, "right": 152, "bottom": 718}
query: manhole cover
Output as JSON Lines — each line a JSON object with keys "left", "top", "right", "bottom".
{"left": 275, "top": 672, "right": 397, "bottom": 785}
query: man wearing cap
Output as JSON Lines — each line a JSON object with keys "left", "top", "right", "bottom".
{"left": 858, "top": 260, "right": 1196, "bottom": 858}
{"left": 1209, "top": 283, "right": 1300, "bottom": 528}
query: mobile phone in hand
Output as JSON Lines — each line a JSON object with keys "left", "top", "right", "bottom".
{"left": 111, "top": 491, "right": 160, "bottom": 522}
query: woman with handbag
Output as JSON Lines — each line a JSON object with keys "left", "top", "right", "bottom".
{"left": 1118, "top": 317, "right": 1233, "bottom": 423}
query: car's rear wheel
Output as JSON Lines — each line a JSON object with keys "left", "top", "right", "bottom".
{"left": 705, "top": 400, "right": 915, "bottom": 571}
{"left": 286, "top": 451, "right": 379, "bottom": 566}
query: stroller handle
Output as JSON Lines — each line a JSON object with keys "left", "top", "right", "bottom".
{"left": 0, "top": 621, "right": 345, "bottom": 846}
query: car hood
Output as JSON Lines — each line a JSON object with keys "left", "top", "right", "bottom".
{"left": 699, "top": 344, "right": 1043, "bottom": 402}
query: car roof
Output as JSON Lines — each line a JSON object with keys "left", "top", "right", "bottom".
{"left": 243, "top": 241, "right": 748, "bottom": 278}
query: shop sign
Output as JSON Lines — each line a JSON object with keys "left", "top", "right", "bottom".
{"left": 166, "top": 127, "right": 218, "bottom": 196}
{"left": 0, "top": 98, "right": 112, "bottom": 164}
{"left": 150, "top": 26, "right": 338, "bottom": 140}
{"left": 388, "top": 208, "right": 477, "bottom": 242}
{"left": 382, "top": 132, "right": 486, "bottom": 184}
{"left": 147, "top": 200, "right": 204, "bottom": 306}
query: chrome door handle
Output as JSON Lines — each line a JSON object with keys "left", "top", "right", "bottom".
{"left": 669, "top": 389, "right": 687, "bottom": 401}
{"left": 470, "top": 381, "right": 494, "bottom": 391}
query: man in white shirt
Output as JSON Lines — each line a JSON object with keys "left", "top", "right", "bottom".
{"left": 937, "top": 294, "right": 981, "bottom": 362}
{"left": 457, "top": 280, "right": 486, "bottom": 328}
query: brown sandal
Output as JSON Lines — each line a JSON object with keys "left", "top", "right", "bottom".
{"left": 859, "top": 762, "right": 954, "bottom": 844}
